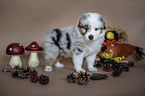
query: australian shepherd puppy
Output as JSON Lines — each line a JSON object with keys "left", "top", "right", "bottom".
{"left": 44, "top": 13, "right": 106, "bottom": 72}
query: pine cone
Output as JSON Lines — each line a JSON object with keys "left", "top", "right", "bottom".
{"left": 23, "top": 67, "right": 32, "bottom": 75}
{"left": 77, "top": 71, "right": 90, "bottom": 85}
{"left": 30, "top": 73, "right": 38, "bottom": 83}
{"left": 32, "top": 69, "right": 37, "bottom": 74}
{"left": 91, "top": 73, "right": 108, "bottom": 80}
{"left": 103, "top": 63, "right": 111, "bottom": 71}
{"left": 112, "top": 69, "right": 122, "bottom": 77}
{"left": 14, "top": 65, "right": 21, "bottom": 70}
{"left": 66, "top": 72, "right": 76, "bottom": 83}
{"left": 122, "top": 65, "right": 129, "bottom": 72}
{"left": 113, "top": 63, "right": 123, "bottom": 72}
{"left": 11, "top": 69, "right": 19, "bottom": 78}
{"left": 39, "top": 75, "right": 49, "bottom": 85}
{"left": 128, "top": 61, "right": 134, "bottom": 67}
{"left": 18, "top": 70, "right": 29, "bottom": 79}
{"left": 2, "top": 64, "right": 12, "bottom": 72}
{"left": 94, "top": 61, "right": 102, "bottom": 67}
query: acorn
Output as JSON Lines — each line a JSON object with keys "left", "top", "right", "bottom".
{"left": 77, "top": 71, "right": 90, "bottom": 85}
{"left": 66, "top": 72, "right": 76, "bottom": 83}
{"left": 39, "top": 75, "right": 49, "bottom": 85}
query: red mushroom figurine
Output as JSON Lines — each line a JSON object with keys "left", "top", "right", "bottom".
{"left": 6, "top": 43, "right": 25, "bottom": 68}
{"left": 25, "top": 41, "right": 43, "bottom": 68}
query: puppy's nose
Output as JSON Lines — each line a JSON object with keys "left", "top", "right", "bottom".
{"left": 88, "top": 35, "right": 94, "bottom": 40}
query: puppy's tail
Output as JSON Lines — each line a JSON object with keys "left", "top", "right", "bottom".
{"left": 134, "top": 47, "right": 145, "bottom": 60}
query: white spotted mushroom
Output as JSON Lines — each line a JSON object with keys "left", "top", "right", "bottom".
{"left": 25, "top": 41, "right": 43, "bottom": 68}
{"left": 6, "top": 43, "right": 25, "bottom": 68}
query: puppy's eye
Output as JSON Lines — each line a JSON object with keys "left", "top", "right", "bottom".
{"left": 81, "top": 28, "right": 86, "bottom": 33}
{"left": 95, "top": 28, "right": 98, "bottom": 31}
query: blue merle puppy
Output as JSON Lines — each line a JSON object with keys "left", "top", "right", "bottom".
{"left": 44, "top": 13, "right": 106, "bottom": 72}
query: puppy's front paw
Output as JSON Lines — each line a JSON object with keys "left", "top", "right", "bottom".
{"left": 88, "top": 67, "right": 98, "bottom": 72}
{"left": 54, "top": 62, "right": 64, "bottom": 68}
{"left": 44, "top": 66, "right": 53, "bottom": 72}
{"left": 75, "top": 68, "right": 86, "bottom": 73}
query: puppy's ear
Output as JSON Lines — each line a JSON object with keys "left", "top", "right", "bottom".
{"left": 99, "top": 16, "right": 104, "bottom": 22}
{"left": 79, "top": 13, "right": 90, "bottom": 23}
{"left": 99, "top": 29, "right": 106, "bottom": 38}
{"left": 82, "top": 13, "right": 90, "bottom": 19}
{"left": 99, "top": 16, "right": 106, "bottom": 29}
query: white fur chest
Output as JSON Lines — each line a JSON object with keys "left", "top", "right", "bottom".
{"left": 83, "top": 37, "right": 104, "bottom": 57}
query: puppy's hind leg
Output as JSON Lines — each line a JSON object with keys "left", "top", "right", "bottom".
{"left": 54, "top": 60, "right": 64, "bottom": 68}
{"left": 44, "top": 59, "right": 55, "bottom": 72}
{"left": 44, "top": 43, "right": 59, "bottom": 72}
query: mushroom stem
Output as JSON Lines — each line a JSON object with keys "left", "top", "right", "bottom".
{"left": 9, "top": 55, "right": 22, "bottom": 68}
{"left": 28, "top": 52, "right": 39, "bottom": 67}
